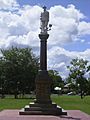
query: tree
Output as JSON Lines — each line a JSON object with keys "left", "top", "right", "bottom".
{"left": 48, "top": 70, "right": 64, "bottom": 93}
{"left": 87, "top": 78, "right": 90, "bottom": 95}
{"left": 67, "top": 58, "right": 90, "bottom": 99}
{"left": 0, "top": 47, "right": 39, "bottom": 98}
{"left": 0, "top": 57, "right": 6, "bottom": 98}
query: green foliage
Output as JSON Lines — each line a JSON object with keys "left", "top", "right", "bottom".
{"left": 67, "top": 58, "right": 88, "bottom": 77}
{"left": 87, "top": 78, "right": 90, "bottom": 95}
{"left": 0, "top": 47, "right": 39, "bottom": 98}
{"left": 67, "top": 58, "right": 90, "bottom": 98}
{"left": 48, "top": 70, "right": 64, "bottom": 92}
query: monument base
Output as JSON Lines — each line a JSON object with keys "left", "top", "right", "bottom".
{"left": 19, "top": 70, "right": 67, "bottom": 115}
{"left": 19, "top": 102, "right": 67, "bottom": 115}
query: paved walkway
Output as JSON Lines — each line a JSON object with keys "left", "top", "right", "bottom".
{"left": 0, "top": 110, "right": 90, "bottom": 120}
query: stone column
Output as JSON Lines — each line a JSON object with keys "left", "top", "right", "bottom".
{"left": 39, "top": 34, "right": 49, "bottom": 70}
{"left": 35, "top": 33, "right": 52, "bottom": 104}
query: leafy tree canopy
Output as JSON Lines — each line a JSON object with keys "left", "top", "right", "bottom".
{"left": 67, "top": 58, "right": 90, "bottom": 98}
{"left": 0, "top": 47, "right": 39, "bottom": 98}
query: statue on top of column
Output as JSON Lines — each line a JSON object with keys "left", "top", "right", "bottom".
{"left": 40, "top": 6, "right": 52, "bottom": 34}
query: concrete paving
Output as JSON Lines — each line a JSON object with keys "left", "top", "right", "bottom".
{"left": 0, "top": 110, "right": 90, "bottom": 120}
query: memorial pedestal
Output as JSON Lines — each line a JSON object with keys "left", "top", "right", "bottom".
{"left": 19, "top": 71, "right": 67, "bottom": 115}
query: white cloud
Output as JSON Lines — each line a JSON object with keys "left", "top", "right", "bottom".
{"left": 87, "top": 42, "right": 90, "bottom": 44}
{"left": 48, "top": 5, "right": 86, "bottom": 46}
{"left": 78, "top": 21, "right": 90, "bottom": 35}
{"left": 0, "top": 5, "right": 42, "bottom": 49}
{"left": 0, "top": 0, "right": 19, "bottom": 10}
{"left": 0, "top": 4, "right": 89, "bottom": 48}
{"left": 81, "top": 39, "right": 85, "bottom": 43}
{"left": 48, "top": 47, "right": 90, "bottom": 78}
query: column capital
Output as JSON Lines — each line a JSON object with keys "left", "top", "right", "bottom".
{"left": 39, "top": 34, "right": 49, "bottom": 40}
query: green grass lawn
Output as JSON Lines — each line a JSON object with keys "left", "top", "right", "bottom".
{"left": 52, "top": 95, "right": 90, "bottom": 115}
{"left": 0, "top": 95, "right": 90, "bottom": 115}
{"left": 0, "top": 98, "right": 32, "bottom": 110}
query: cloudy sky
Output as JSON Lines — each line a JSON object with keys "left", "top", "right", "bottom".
{"left": 0, "top": 0, "right": 90, "bottom": 79}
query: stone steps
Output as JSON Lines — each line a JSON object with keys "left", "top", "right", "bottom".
{"left": 19, "top": 103, "right": 67, "bottom": 115}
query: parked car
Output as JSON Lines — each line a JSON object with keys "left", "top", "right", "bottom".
{"left": 67, "top": 92, "right": 76, "bottom": 95}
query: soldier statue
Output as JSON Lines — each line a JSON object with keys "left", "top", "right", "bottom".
{"left": 40, "top": 6, "right": 49, "bottom": 34}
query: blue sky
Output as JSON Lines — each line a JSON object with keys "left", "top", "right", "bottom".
{"left": 0, "top": 0, "right": 90, "bottom": 78}
{"left": 18, "top": 0, "right": 90, "bottom": 16}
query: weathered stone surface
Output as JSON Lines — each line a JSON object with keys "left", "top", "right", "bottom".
{"left": 35, "top": 70, "right": 52, "bottom": 104}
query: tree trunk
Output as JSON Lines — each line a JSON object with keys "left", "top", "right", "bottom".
{"left": 14, "top": 90, "right": 18, "bottom": 99}
{"left": 80, "top": 90, "right": 83, "bottom": 99}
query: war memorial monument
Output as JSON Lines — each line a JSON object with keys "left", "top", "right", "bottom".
{"left": 19, "top": 6, "right": 67, "bottom": 115}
